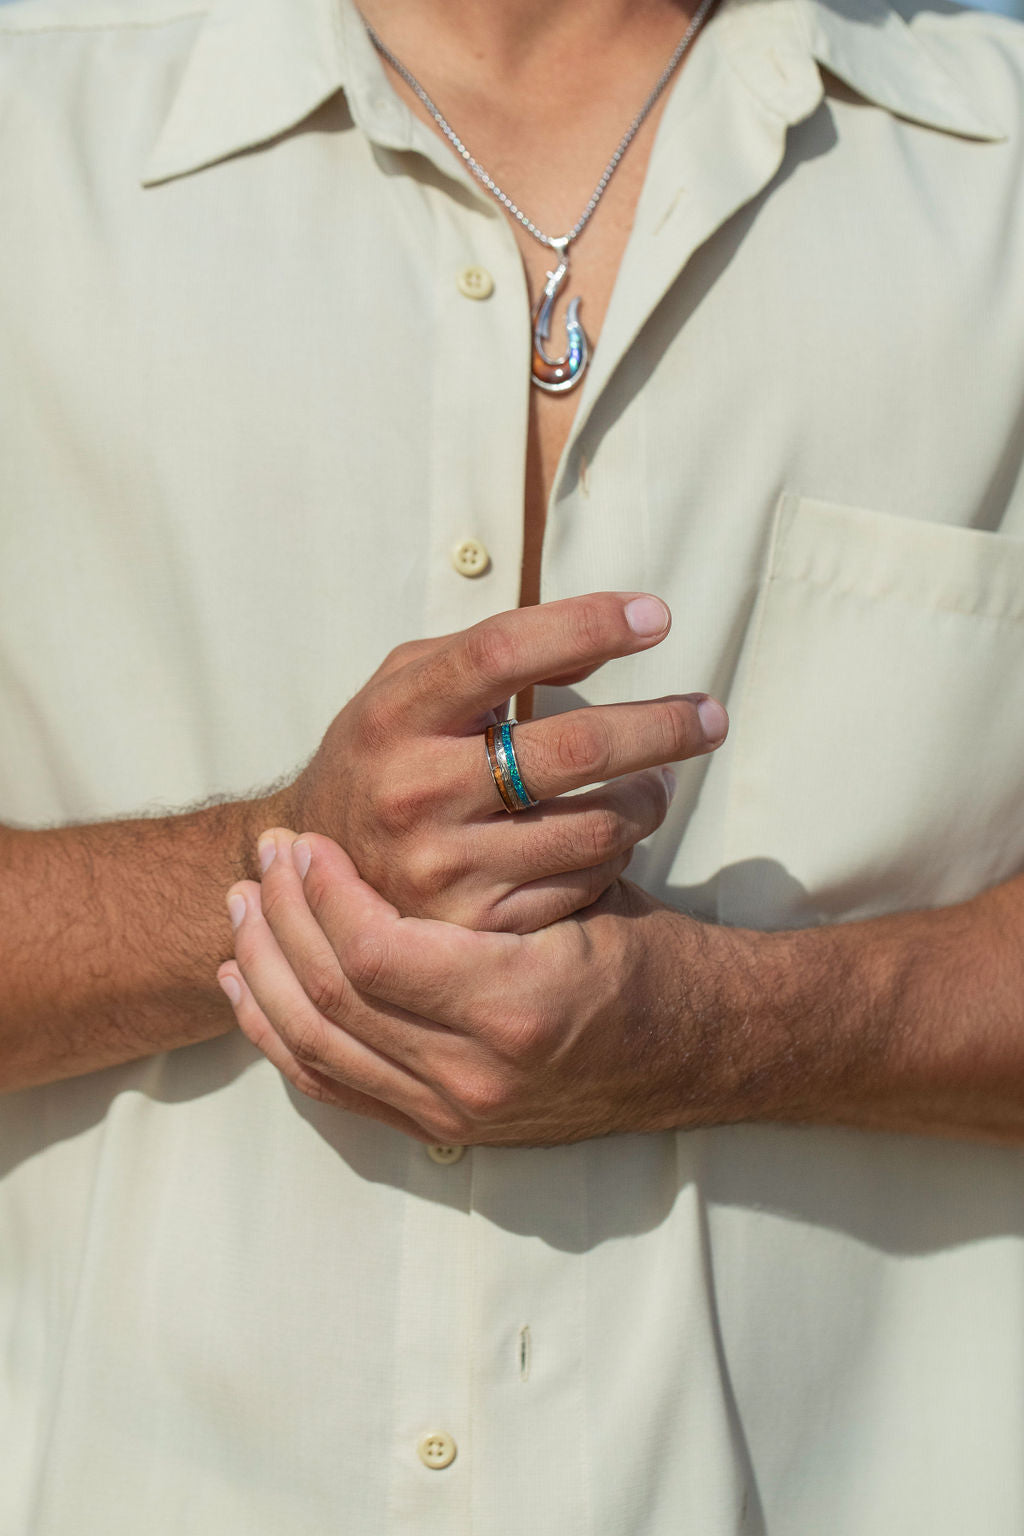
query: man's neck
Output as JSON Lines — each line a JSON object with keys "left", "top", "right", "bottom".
{"left": 357, "top": 0, "right": 699, "bottom": 88}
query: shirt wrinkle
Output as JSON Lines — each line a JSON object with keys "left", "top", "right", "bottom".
{"left": 4, "top": 0, "right": 1024, "bottom": 1530}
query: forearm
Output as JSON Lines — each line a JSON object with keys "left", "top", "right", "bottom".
{"left": 213, "top": 834, "right": 1024, "bottom": 1147}
{"left": 709, "top": 875, "right": 1024, "bottom": 1143}
{"left": 0, "top": 794, "right": 284, "bottom": 1091}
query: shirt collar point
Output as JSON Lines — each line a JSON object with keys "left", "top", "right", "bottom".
{"left": 141, "top": 0, "right": 348, "bottom": 186}
{"left": 799, "top": 0, "right": 1006, "bottom": 142}
{"left": 141, "top": 93, "right": 341, "bottom": 186}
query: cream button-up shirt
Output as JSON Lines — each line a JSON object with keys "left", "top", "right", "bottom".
{"left": 3, "top": 0, "right": 1024, "bottom": 1529}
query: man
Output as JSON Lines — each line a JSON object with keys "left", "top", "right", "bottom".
{"left": 3, "top": 0, "right": 1024, "bottom": 1528}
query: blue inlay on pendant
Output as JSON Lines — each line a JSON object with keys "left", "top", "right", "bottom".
{"left": 531, "top": 254, "right": 589, "bottom": 395}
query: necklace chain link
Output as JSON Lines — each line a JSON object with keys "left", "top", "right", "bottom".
{"left": 364, "top": 0, "right": 718, "bottom": 254}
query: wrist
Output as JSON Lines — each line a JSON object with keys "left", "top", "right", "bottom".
{"left": 730, "top": 903, "right": 988, "bottom": 1136}
{"left": 601, "top": 887, "right": 800, "bottom": 1129}
{"left": 638, "top": 902, "right": 884, "bottom": 1131}
{"left": 242, "top": 782, "right": 305, "bottom": 868}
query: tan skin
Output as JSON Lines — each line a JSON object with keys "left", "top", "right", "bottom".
{"left": 0, "top": 2, "right": 725, "bottom": 1096}
{"left": 365, "top": 0, "right": 695, "bottom": 620}
{"left": 6, "top": 0, "right": 1024, "bottom": 1148}
{"left": 217, "top": 0, "right": 1024, "bottom": 1149}
{"left": 0, "top": 2, "right": 726, "bottom": 1092}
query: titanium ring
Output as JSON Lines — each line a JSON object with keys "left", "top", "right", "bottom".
{"left": 484, "top": 718, "right": 538, "bottom": 814}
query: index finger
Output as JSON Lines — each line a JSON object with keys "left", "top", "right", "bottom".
{"left": 394, "top": 592, "right": 671, "bottom": 733}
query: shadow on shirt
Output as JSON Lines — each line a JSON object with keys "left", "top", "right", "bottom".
{"left": 3, "top": 852, "right": 1022, "bottom": 1265}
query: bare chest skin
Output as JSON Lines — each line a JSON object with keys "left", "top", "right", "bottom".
{"left": 510, "top": 149, "right": 664, "bottom": 612}
{"left": 369, "top": 3, "right": 698, "bottom": 704}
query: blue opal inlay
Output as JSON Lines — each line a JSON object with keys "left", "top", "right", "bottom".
{"left": 498, "top": 720, "right": 537, "bottom": 808}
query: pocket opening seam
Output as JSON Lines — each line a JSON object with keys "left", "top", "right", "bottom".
{"left": 766, "top": 568, "right": 1024, "bottom": 627}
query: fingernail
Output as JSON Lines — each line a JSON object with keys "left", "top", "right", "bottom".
{"left": 697, "top": 697, "right": 729, "bottom": 744}
{"left": 227, "top": 892, "right": 247, "bottom": 930}
{"left": 219, "top": 973, "right": 241, "bottom": 1006}
{"left": 661, "top": 766, "right": 677, "bottom": 796}
{"left": 257, "top": 836, "right": 276, "bottom": 874}
{"left": 292, "top": 840, "right": 311, "bottom": 879}
{"left": 624, "top": 595, "right": 670, "bottom": 637}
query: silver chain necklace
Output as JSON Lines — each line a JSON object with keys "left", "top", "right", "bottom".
{"left": 365, "top": 0, "right": 718, "bottom": 394}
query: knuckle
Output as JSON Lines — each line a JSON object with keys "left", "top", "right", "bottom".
{"left": 616, "top": 772, "right": 669, "bottom": 838}
{"left": 295, "top": 1073, "right": 341, "bottom": 1107}
{"left": 281, "top": 1009, "right": 327, "bottom": 1068}
{"left": 645, "top": 769, "right": 672, "bottom": 823}
{"left": 661, "top": 697, "right": 698, "bottom": 753}
{"left": 580, "top": 804, "right": 623, "bottom": 865}
{"left": 420, "top": 1103, "right": 472, "bottom": 1145}
{"left": 302, "top": 959, "right": 349, "bottom": 1021}
{"left": 487, "top": 998, "right": 548, "bottom": 1067}
{"left": 463, "top": 621, "right": 520, "bottom": 690}
{"left": 564, "top": 597, "right": 611, "bottom": 660}
{"left": 470, "top": 900, "right": 519, "bottom": 934}
{"left": 582, "top": 858, "right": 620, "bottom": 907}
{"left": 371, "top": 777, "right": 433, "bottom": 837}
{"left": 341, "top": 927, "right": 389, "bottom": 994}
{"left": 402, "top": 842, "right": 468, "bottom": 906}
{"left": 356, "top": 691, "right": 400, "bottom": 753}
{"left": 452, "top": 1067, "right": 510, "bottom": 1127}
{"left": 509, "top": 1015, "right": 548, "bottom": 1069}
{"left": 555, "top": 715, "right": 611, "bottom": 782}
{"left": 523, "top": 819, "right": 578, "bottom": 878}
{"left": 378, "top": 639, "right": 427, "bottom": 675}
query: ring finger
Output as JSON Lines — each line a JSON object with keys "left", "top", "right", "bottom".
{"left": 461, "top": 694, "right": 726, "bottom": 815}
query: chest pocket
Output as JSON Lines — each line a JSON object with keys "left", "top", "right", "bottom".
{"left": 719, "top": 494, "right": 1024, "bottom": 929}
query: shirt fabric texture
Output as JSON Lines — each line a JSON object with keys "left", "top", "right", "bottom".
{"left": 2, "top": 0, "right": 1024, "bottom": 1529}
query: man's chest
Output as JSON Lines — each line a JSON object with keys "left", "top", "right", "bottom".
{"left": 4, "top": 75, "right": 1024, "bottom": 830}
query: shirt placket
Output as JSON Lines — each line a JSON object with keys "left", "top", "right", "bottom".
{"left": 338, "top": 9, "right": 529, "bottom": 644}
{"left": 384, "top": 1138, "right": 475, "bottom": 1533}
{"left": 338, "top": 9, "right": 826, "bottom": 1531}
{"left": 421, "top": 195, "right": 529, "bottom": 640}
{"left": 340, "top": 41, "right": 538, "bottom": 1532}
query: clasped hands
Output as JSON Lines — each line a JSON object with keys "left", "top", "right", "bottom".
{"left": 217, "top": 592, "right": 744, "bottom": 1146}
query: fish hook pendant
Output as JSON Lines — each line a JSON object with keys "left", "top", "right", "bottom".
{"left": 531, "top": 246, "right": 589, "bottom": 395}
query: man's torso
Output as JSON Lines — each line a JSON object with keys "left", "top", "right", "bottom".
{"left": 3, "top": 0, "right": 1024, "bottom": 1529}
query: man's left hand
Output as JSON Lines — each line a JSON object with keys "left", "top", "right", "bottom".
{"left": 217, "top": 829, "right": 780, "bottom": 1145}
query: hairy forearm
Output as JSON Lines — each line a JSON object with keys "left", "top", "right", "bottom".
{"left": 710, "top": 875, "right": 1024, "bottom": 1143}
{"left": 0, "top": 795, "right": 282, "bottom": 1091}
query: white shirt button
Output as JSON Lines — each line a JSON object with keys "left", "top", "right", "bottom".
{"left": 450, "top": 538, "right": 490, "bottom": 577}
{"left": 456, "top": 265, "right": 494, "bottom": 301}
{"left": 417, "top": 1430, "right": 457, "bottom": 1470}
{"left": 426, "top": 1143, "right": 465, "bottom": 1165}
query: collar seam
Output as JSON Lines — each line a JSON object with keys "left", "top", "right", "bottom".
{"left": 0, "top": 8, "right": 204, "bottom": 37}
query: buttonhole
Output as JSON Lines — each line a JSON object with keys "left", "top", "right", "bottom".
{"left": 518, "top": 1324, "right": 531, "bottom": 1383}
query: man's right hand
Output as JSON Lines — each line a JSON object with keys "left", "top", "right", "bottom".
{"left": 0, "top": 592, "right": 726, "bottom": 1090}
{"left": 264, "top": 592, "right": 728, "bottom": 932}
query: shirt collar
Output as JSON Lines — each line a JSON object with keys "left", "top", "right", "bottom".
{"left": 142, "top": 0, "right": 1003, "bottom": 187}
{"left": 799, "top": 0, "right": 1003, "bottom": 138}
{"left": 142, "top": 0, "right": 352, "bottom": 186}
